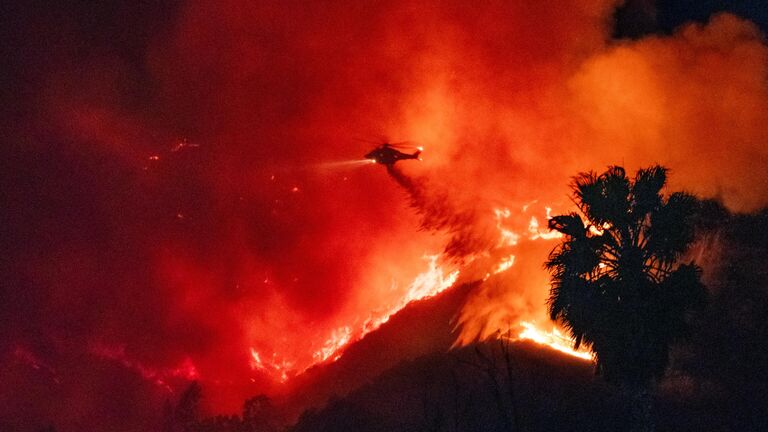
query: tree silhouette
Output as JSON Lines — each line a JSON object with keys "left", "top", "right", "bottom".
{"left": 175, "top": 381, "right": 203, "bottom": 432}
{"left": 242, "top": 395, "right": 282, "bottom": 432}
{"left": 545, "top": 165, "right": 707, "bottom": 431}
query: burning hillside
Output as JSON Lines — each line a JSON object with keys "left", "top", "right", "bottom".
{"left": 2, "top": 0, "right": 768, "bottom": 430}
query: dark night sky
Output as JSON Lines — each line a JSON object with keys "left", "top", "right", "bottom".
{"left": 2, "top": 1, "right": 768, "bottom": 431}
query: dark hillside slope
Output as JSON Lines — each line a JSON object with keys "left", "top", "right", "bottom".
{"left": 290, "top": 340, "right": 626, "bottom": 432}
{"left": 288, "top": 209, "right": 768, "bottom": 432}
{"left": 667, "top": 209, "right": 768, "bottom": 431}
{"left": 279, "top": 281, "right": 480, "bottom": 421}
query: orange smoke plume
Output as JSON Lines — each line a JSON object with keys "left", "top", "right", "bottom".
{"left": 5, "top": 0, "right": 768, "bottom": 427}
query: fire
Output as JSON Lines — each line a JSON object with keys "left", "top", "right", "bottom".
{"left": 250, "top": 349, "right": 295, "bottom": 383}
{"left": 250, "top": 255, "right": 459, "bottom": 380}
{"left": 528, "top": 216, "right": 563, "bottom": 240}
{"left": 517, "top": 321, "right": 593, "bottom": 361}
{"left": 494, "top": 208, "right": 520, "bottom": 247}
{"left": 394, "top": 255, "right": 460, "bottom": 308}
{"left": 588, "top": 222, "right": 611, "bottom": 236}
{"left": 249, "top": 203, "right": 589, "bottom": 382}
{"left": 320, "top": 255, "right": 459, "bottom": 363}
{"left": 313, "top": 326, "right": 352, "bottom": 363}
{"left": 484, "top": 204, "right": 593, "bottom": 360}
{"left": 493, "top": 254, "right": 516, "bottom": 274}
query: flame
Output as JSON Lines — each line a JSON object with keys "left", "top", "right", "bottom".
{"left": 518, "top": 207, "right": 590, "bottom": 361}
{"left": 582, "top": 221, "right": 612, "bottom": 237}
{"left": 250, "top": 255, "right": 459, "bottom": 380}
{"left": 394, "top": 255, "right": 460, "bottom": 309}
{"left": 480, "top": 206, "right": 592, "bottom": 360}
{"left": 517, "top": 321, "right": 593, "bottom": 361}
{"left": 313, "top": 326, "right": 352, "bottom": 363}
{"left": 494, "top": 208, "right": 520, "bottom": 247}
{"left": 250, "top": 349, "right": 295, "bottom": 383}
{"left": 528, "top": 216, "right": 563, "bottom": 240}
{"left": 493, "top": 254, "right": 516, "bottom": 274}
{"left": 249, "top": 204, "right": 589, "bottom": 382}
{"left": 322, "top": 255, "right": 459, "bottom": 362}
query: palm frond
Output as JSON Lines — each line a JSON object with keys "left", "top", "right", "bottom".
{"left": 632, "top": 165, "right": 666, "bottom": 218}
{"left": 571, "top": 166, "right": 630, "bottom": 226}
{"left": 548, "top": 213, "right": 586, "bottom": 238}
{"left": 546, "top": 164, "right": 706, "bottom": 387}
{"left": 647, "top": 192, "right": 699, "bottom": 263}
{"left": 661, "top": 263, "right": 707, "bottom": 312}
{"left": 571, "top": 171, "right": 599, "bottom": 216}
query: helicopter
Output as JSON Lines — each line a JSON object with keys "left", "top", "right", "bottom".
{"left": 363, "top": 142, "right": 423, "bottom": 166}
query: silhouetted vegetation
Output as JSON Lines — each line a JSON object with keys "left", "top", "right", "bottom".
{"left": 21, "top": 196, "right": 768, "bottom": 432}
{"left": 289, "top": 341, "right": 628, "bottom": 432}
{"left": 155, "top": 184, "right": 767, "bottom": 432}
{"left": 545, "top": 165, "right": 707, "bottom": 431}
{"left": 162, "top": 382, "right": 283, "bottom": 432}
{"left": 667, "top": 208, "right": 768, "bottom": 430}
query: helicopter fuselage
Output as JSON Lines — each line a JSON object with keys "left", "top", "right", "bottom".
{"left": 364, "top": 144, "right": 421, "bottom": 165}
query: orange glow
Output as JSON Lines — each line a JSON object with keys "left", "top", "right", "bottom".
{"left": 250, "top": 349, "right": 294, "bottom": 383}
{"left": 528, "top": 216, "right": 564, "bottom": 240}
{"left": 493, "top": 255, "right": 516, "bottom": 274}
{"left": 90, "top": 343, "right": 200, "bottom": 391}
{"left": 491, "top": 206, "right": 589, "bottom": 361}
{"left": 249, "top": 255, "right": 459, "bottom": 381}
{"left": 313, "top": 326, "right": 352, "bottom": 363}
{"left": 456, "top": 203, "right": 581, "bottom": 348}
{"left": 321, "top": 255, "right": 459, "bottom": 367}
{"left": 494, "top": 208, "right": 521, "bottom": 247}
{"left": 517, "top": 321, "right": 593, "bottom": 361}
{"left": 16, "top": 1, "right": 768, "bottom": 419}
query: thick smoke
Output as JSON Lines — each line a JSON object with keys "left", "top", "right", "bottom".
{"left": 566, "top": 14, "right": 768, "bottom": 211}
{"left": 3, "top": 0, "right": 768, "bottom": 430}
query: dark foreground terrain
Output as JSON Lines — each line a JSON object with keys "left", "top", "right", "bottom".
{"left": 157, "top": 209, "right": 768, "bottom": 432}
{"left": 8, "top": 210, "right": 768, "bottom": 432}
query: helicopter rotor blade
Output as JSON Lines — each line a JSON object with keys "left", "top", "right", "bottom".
{"left": 354, "top": 137, "right": 419, "bottom": 149}
{"left": 353, "top": 137, "right": 383, "bottom": 145}
{"left": 387, "top": 142, "right": 420, "bottom": 149}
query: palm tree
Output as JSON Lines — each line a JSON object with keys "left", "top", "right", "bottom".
{"left": 545, "top": 165, "right": 707, "bottom": 432}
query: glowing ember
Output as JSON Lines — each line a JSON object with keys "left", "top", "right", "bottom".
{"left": 588, "top": 222, "right": 611, "bottom": 236}
{"left": 13, "top": 346, "right": 61, "bottom": 384}
{"left": 170, "top": 138, "right": 199, "bottom": 152}
{"left": 517, "top": 321, "right": 593, "bottom": 361}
